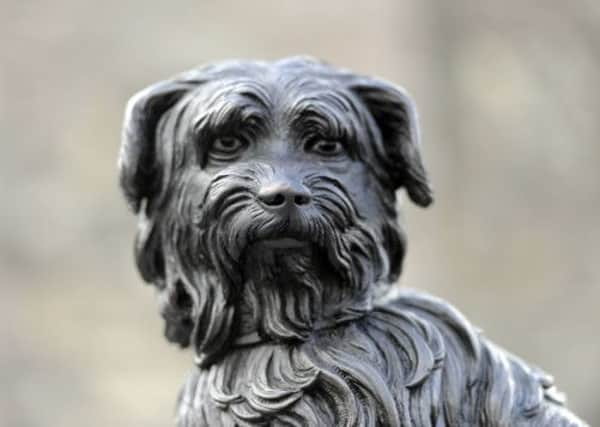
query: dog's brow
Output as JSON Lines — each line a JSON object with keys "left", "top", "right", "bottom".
{"left": 287, "top": 92, "right": 360, "bottom": 148}
{"left": 191, "top": 84, "right": 272, "bottom": 141}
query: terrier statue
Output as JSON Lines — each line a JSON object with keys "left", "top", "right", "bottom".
{"left": 119, "top": 57, "right": 585, "bottom": 426}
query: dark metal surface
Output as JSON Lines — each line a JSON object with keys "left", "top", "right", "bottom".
{"left": 119, "top": 57, "right": 586, "bottom": 426}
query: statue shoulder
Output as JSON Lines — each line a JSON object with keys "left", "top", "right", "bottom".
{"left": 373, "top": 287, "right": 587, "bottom": 426}
{"left": 376, "top": 287, "right": 482, "bottom": 360}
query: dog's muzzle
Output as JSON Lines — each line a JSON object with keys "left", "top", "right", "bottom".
{"left": 198, "top": 163, "right": 368, "bottom": 267}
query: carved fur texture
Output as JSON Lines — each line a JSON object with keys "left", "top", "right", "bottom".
{"left": 119, "top": 57, "right": 586, "bottom": 426}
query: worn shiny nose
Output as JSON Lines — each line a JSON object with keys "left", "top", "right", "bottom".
{"left": 257, "top": 182, "right": 312, "bottom": 210}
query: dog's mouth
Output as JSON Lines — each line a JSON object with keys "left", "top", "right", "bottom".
{"left": 243, "top": 219, "right": 320, "bottom": 253}
{"left": 257, "top": 238, "right": 309, "bottom": 249}
{"left": 241, "top": 233, "right": 320, "bottom": 265}
{"left": 245, "top": 234, "right": 315, "bottom": 254}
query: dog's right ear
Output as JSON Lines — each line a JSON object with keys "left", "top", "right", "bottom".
{"left": 120, "top": 77, "right": 201, "bottom": 287}
{"left": 119, "top": 79, "right": 196, "bottom": 213}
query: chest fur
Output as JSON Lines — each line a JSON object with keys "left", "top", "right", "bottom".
{"left": 176, "top": 306, "right": 461, "bottom": 427}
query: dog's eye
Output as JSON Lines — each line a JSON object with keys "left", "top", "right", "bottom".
{"left": 213, "top": 137, "right": 244, "bottom": 153}
{"left": 306, "top": 140, "right": 345, "bottom": 157}
{"left": 208, "top": 137, "right": 247, "bottom": 163}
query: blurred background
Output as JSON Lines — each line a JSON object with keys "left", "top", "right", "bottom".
{"left": 1, "top": 0, "right": 599, "bottom": 425}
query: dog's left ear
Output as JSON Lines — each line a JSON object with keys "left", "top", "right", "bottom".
{"left": 349, "top": 78, "right": 433, "bottom": 207}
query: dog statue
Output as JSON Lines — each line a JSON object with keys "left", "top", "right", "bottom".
{"left": 118, "top": 57, "right": 586, "bottom": 426}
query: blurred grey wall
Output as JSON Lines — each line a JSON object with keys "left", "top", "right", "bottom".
{"left": 1, "top": 1, "right": 598, "bottom": 425}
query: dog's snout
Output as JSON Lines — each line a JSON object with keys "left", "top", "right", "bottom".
{"left": 257, "top": 182, "right": 312, "bottom": 211}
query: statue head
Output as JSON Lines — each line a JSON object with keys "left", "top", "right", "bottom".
{"left": 118, "top": 57, "right": 432, "bottom": 365}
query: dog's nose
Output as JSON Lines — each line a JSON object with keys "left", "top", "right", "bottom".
{"left": 257, "top": 182, "right": 312, "bottom": 211}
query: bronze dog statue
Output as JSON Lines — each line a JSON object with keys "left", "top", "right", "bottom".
{"left": 119, "top": 57, "right": 585, "bottom": 426}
